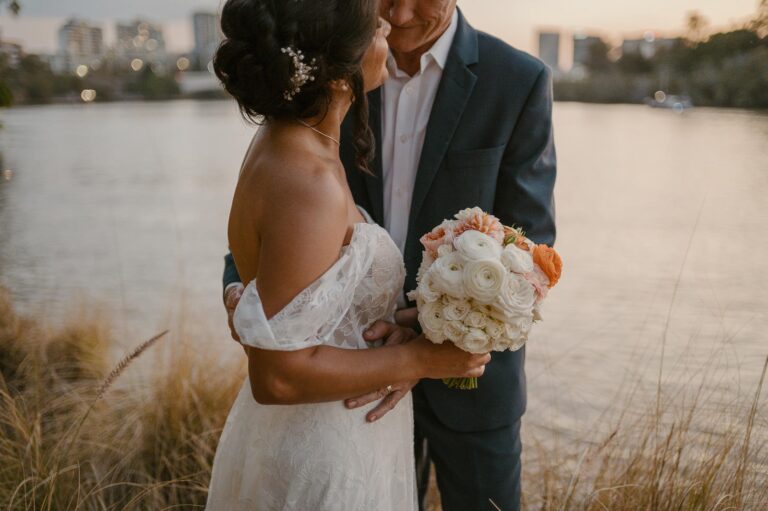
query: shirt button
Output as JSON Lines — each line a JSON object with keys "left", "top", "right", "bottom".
{"left": 405, "top": 86, "right": 414, "bottom": 95}
{"left": 400, "top": 134, "right": 408, "bottom": 143}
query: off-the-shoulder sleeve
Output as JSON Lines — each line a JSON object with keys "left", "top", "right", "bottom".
{"left": 232, "top": 225, "right": 377, "bottom": 351}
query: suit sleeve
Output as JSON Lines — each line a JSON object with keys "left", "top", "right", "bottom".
{"left": 223, "top": 252, "right": 242, "bottom": 290}
{"left": 494, "top": 66, "right": 557, "bottom": 247}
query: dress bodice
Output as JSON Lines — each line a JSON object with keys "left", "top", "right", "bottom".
{"left": 208, "top": 212, "right": 416, "bottom": 511}
{"left": 233, "top": 220, "right": 406, "bottom": 351}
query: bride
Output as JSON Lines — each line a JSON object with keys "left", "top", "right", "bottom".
{"left": 205, "top": 1, "right": 490, "bottom": 509}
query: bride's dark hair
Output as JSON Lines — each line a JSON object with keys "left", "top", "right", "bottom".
{"left": 213, "top": 0, "right": 378, "bottom": 173}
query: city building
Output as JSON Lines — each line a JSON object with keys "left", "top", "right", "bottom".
{"left": 55, "top": 19, "right": 104, "bottom": 73}
{"left": 115, "top": 19, "right": 167, "bottom": 70}
{"left": 572, "top": 34, "right": 603, "bottom": 69}
{"left": 622, "top": 33, "right": 679, "bottom": 59}
{"left": 538, "top": 32, "right": 561, "bottom": 73}
{"left": 192, "top": 12, "right": 222, "bottom": 70}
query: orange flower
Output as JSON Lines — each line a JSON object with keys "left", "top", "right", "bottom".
{"left": 420, "top": 222, "right": 453, "bottom": 258}
{"left": 454, "top": 209, "right": 505, "bottom": 244}
{"left": 532, "top": 244, "right": 562, "bottom": 288}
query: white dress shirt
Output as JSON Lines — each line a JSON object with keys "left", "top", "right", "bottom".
{"left": 381, "top": 10, "right": 459, "bottom": 255}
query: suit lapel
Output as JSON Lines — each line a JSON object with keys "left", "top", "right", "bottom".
{"left": 408, "top": 11, "right": 479, "bottom": 228}
{"left": 362, "top": 87, "right": 385, "bottom": 225}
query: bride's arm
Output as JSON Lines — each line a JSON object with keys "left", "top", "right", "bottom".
{"left": 247, "top": 337, "right": 480, "bottom": 405}
{"left": 240, "top": 167, "right": 487, "bottom": 405}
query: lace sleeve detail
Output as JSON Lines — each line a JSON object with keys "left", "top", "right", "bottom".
{"left": 232, "top": 224, "right": 378, "bottom": 351}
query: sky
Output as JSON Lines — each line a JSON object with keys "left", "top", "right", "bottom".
{"left": 0, "top": 0, "right": 761, "bottom": 56}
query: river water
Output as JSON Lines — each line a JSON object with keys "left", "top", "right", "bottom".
{"left": 1, "top": 100, "right": 767, "bottom": 438}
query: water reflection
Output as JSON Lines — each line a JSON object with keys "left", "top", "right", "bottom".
{"left": 0, "top": 101, "right": 766, "bottom": 438}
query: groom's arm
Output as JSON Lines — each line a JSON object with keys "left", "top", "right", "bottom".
{"left": 223, "top": 252, "right": 244, "bottom": 342}
{"left": 494, "top": 65, "right": 557, "bottom": 247}
{"left": 223, "top": 252, "right": 242, "bottom": 291}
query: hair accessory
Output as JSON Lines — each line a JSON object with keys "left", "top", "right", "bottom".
{"left": 281, "top": 46, "right": 317, "bottom": 101}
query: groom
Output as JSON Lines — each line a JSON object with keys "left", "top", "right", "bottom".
{"left": 223, "top": 1, "right": 556, "bottom": 509}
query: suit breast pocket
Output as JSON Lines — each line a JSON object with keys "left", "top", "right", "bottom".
{"left": 445, "top": 145, "right": 506, "bottom": 171}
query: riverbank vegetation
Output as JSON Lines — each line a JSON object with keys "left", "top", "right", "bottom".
{"left": 1, "top": 288, "right": 766, "bottom": 510}
{"left": 554, "top": 4, "right": 768, "bottom": 108}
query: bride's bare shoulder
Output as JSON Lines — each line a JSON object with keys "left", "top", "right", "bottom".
{"left": 234, "top": 142, "right": 347, "bottom": 236}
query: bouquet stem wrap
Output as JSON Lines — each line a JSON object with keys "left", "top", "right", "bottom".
{"left": 443, "top": 377, "right": 479, "bottom": 390}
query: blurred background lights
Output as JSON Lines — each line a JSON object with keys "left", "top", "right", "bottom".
{"left": 80, "top": 89, "right": 97, "bottom": 103}
{"left": 75, "top": 64, "right": 89, "bottom": 78}
{"left": 3, "top": 169, "right": 13, "bottom": 181}
{"left": 130, "top": 58, "right": 144, "bottom": 72}
{"left": 176, "top": 57, "right": 190, "bottom": 71}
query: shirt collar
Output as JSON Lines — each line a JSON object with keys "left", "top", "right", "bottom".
{"left": 386, "top": 8, "right": 459, "bottom": 77}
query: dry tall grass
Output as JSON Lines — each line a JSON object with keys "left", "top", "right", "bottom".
{"left": 1, "top": 287, "right": 766, "bottom": 510}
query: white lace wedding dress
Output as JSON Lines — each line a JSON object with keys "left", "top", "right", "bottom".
{"left": 206, "top": 211, "right": 417, "bottom": 511}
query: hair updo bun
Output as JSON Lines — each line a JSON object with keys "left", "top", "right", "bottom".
{"left": 213, "top": 0, "right": 378, "bottom": 172}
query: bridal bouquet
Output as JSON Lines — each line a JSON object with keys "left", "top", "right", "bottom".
{"left": 407, "top": 208, "right": 562, "bottom": 390}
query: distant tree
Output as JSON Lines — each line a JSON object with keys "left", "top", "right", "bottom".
{"left": 686, "top": 11, "right": 709, "bottom": 41}
{"left": 14, "top": 55, "right": 55, "bottom": 103}
{"left": 692, "top": 29, "right": 762, "bottom": 63}
{"left": 752, "top": 0, "right": 768, "bottom": 37}
{"left": 616, "top": 53, "right": 654, "bottom": 74}
{"left": 585, "top": 38, "right": 613, "bottom": 73}
{"left": 0, "top": 54, "right": 12, "bottom": 107}
{"left": 0, "top": 0, "right": 20, "bottom": 15}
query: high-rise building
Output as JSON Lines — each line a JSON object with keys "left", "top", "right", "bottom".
{"left": 622, "top": 33, "right": 679, "bottom": 59}
{"left": 193, "top": 12, "right": 222, "bottom": 70}
{"left": 538, "top": 32, "right": 560, "bottom": 72}
{"left": 572, "top": 35, "right": 602, "bottom": 68}
{"left": 56, "top": 19, "right": 104, "bottom": 73}
{"left": 116, "top": 19, "right": 166, "bottom": 67}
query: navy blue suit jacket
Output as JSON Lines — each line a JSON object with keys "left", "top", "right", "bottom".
{"left": 224, "top": 10, "right": 556, "bottom": 432}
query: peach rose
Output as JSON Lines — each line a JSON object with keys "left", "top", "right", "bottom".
{"left": 454, "top": 209, "right": 505, "bottom": 244}
{"left": 524, "top": 266, "right": 550, "bottom": 301}
{"left": 532, "top": 244, "right": 562, "bottom": 288}
{"left": 420, "top": 221, "right": 455, "bottom": 258}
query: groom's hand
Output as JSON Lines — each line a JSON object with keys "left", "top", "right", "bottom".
{"left": 224, "top": 283, "right": 245, "bottom": 343}
{"left": 344, "top": 321, "right": 419, "bottom": 422}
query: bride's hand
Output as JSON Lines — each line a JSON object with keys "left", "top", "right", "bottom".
{"left": 345, "top": 320, "right": 419, "bottom": 422}
{"left": 224, "top": 283, "right": 245, "bottom": 343}
{"left": 412, "top": 337, "right": 491, "bottom": 381}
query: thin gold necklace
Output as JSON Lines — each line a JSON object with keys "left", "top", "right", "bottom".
{"left": 297, "top": 119, "right": 341, "bottom": 146}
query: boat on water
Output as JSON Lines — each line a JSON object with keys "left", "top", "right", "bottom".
{"left": 645, "top": 91, "right": 694, "bottom": 111}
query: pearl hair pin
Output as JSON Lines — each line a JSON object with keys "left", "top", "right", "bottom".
{"left": 281, "top": 46, "right": 317, "bottom": 101}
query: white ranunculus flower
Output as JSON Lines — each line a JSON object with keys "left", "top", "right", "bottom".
{"left": 455, "top": 207, "right": 484, "bottom": 222}
{"left": 495, "top": 272, "right": 536, "bottom": 317}
{"left": 484, "top": 318, "right": 505, "bottom": 340}
{"left": 437, "top": 243, "right": 455, "bottom": 258}
{"left": 495, "top": 336, "right": 527, "bottom": 352}
{"left": 430, "top": 252, "right": 467, "bottom": 297}
{"left": 454, "top": 230, "right": 503, "bottom": 261}
{"left": 416, "top": 271, "right": 442, "bottom": 303}
{"left": 443, "top": 320, "right": 468, "bottom": 343}
{"left": 462, "top": 259, "right": 507, "bottom": 304}
{"left": 443, "top": 297, "right": 472, "bottom": 322}
{"left": 419, "top": 301, "right": 446, "bottom": 343}
{"left": 459, "top": 328, "right": 491, "bottom": 354}
{"left": 500, "top": 244, "right": 534, "bottom": 274}
{"left": 533, "top": 305, "right": 543, "bottom": 322}
{"left": 464, "top": 309, "right": 488, "bottom": 329}
{"left": 503, "top": 313, "right": 534, "bottom": 341}
{"left": 416, "top": 251, "right": 435, "bottom": 281}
